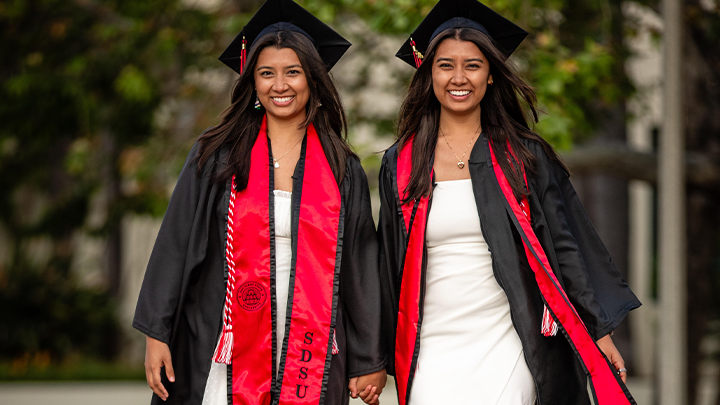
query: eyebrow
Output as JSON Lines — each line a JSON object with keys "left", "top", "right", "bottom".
{"left": 436, "top": 57, "right": 485, "bottom": 63}
{"left": 256, "top": 64, "right": 303, "bottom": 71}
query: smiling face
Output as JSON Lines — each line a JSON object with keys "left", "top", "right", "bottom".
{"left": 431, "top": 38, "right": 492, "bottom": 117}
{"left": 254, "top": 46, "right": 310, "bottom": 122}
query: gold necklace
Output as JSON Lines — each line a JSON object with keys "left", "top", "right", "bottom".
{"left": 441, "top": 128, "right": 479, "bottom": 169}
{"left": 272, "top": 136, "right": 303, "bottom": 168}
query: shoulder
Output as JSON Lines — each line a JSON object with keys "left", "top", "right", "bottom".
{"left": 519, "top": 137, "right": 569, "bottom": 179}
{"left": 381, "top": 142, "right": 400, "bottom": 168}
{"left": 344, "top": 154, "right": 367, "bottom": 181}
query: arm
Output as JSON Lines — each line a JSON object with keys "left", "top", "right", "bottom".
{"left": 340, "top": 158, "right": 387, "bottom": 402}
{"left": 133, "top": 142, "right": 214, "bottom": 399}
{"left": 376, "top": 151, "right": 401, "bottom": 377}
{"left": 529, "top": 141, "right": 640, "bottom": 338}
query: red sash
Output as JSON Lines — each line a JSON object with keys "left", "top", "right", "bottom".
{"left": 394, "top": 136, "right": 631, "bottom": 405}
{"left": 218, "top": 116, "right": 342, "bottom": 405}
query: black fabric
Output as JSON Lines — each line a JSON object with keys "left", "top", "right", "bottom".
{"left": 395, "top": 0, "right": 528, "bottom": 68}
{"left": 377, "top": 135, "right": 640, "bottom": 404}
{"left": 219, "top": 0, "right": 351, "bottom": 73}
{"left": 133, "top": 142, "right": 385, "bottom": 405}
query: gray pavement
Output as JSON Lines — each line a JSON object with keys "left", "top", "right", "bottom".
{"left": 0, "top": 377, "right": 655, "bottom": 405}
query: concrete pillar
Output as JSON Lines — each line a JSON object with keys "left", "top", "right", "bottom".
{"left": 623, "top": 1, "right": 663, "bottom": 382}
{"left": 658, "top": 0, "right": 686, "bottom": 403}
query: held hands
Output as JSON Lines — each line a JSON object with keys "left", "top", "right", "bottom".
{"left": 349, "top": 369, "right": 387, "bottom": 405}
{"left": 596, "top": 334, "right": 627, "bottom": 383}
{"left": 145, "top": 336, "right": 175, "bottom": 401}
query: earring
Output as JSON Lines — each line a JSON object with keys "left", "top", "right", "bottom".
{"left": 489, "top": 78, "right": 494, "bottom": 85}
{"left": 317, "top": 99, "right": 322, "bottom": 108}
{"left": 254, "top": 93, "right": 262, "bottom": 110}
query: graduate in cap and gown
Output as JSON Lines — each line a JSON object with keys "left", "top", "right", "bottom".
{"left": 133, "top": 1, "right": 386, "bottom": 404}
{"left": 378, "top": 0, "right": 641, "bottom": 404}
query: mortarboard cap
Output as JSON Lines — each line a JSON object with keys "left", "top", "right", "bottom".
{"left": 219, "top": 0, "right": 351, "bottom": 74}
{"left": 396, "top": 0, "right": 528, "bottom": 68}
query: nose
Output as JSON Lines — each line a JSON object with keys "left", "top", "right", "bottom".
{"left": 450, "top": 67, "right": 467, "bottom": 85}
{"left": 272, "top": 75, "right": 290, "bottom": 93}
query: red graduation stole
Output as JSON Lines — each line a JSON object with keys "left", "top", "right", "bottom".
{"left": 394, "top": 136, "right": 631, "bottom": 405}
{"left": 214, "top": 116, "right": 342, "bottom": 405}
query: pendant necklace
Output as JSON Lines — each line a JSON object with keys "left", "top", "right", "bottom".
{"left": 272, "top": 136, "right": 303, "bottom": 168}
{"left": 441, "top": 128, "right": 479, "bottom": 169}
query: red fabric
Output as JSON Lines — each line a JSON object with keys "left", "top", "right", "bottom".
{"left": 487, "top": 144, "right": 630, "bottom": 405}
{"left": 240, "top": 38, "right": 247, "bottom": 74}
{"left": 228, "top": 116, "right": 273, "bottom": 405}
{"left": 394, "top": 138, "right": 430, "bottom": 405}
{"left": 393, "top": 137, "right": 629, "bottom": 404}
{"left": 503, "top": 147, "right": 558, "bottom": 337}
{"left": 277, "top": 123, "right": 341, "bottom": 404}
{"left": 226, "top": 117, "right": 341, "bottom": 404}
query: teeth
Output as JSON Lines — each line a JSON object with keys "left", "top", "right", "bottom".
{"left": 272, "top": 96, "right": 294, "bottom": 102}
{"left": 449, "top": 90, "right": 471, "bottom": 96}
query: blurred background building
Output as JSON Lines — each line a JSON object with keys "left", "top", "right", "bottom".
{"left": 1, "top": 0, "right": 719, "bottom": 404}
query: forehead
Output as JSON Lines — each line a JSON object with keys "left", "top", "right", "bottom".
{"left": 257, "top": 46, "right": 302, "bottom": 67}
{"left": 434, "top": 38, "right": 486, "bottom": 60}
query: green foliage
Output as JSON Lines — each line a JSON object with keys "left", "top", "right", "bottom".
{"left": 0, "top": 0, "right": 213, "bottom": 363}
{"left": 0, "top": 358, "right": 144, "bottom": 381}
{"left": 299, "top": 0, "right": 633, "bottom": 150}
{"left": 0, "top": 266, "right": 120, "bottom": 361}
{"left": 114, "top": 65, "right": 155, "bottom": 103}
{"left": 0, "top": 0, "right": 642, "bottom": 367}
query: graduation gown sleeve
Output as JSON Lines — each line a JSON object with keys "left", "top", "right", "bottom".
{"left": 527, "top": 141, "right": 641, "bottom": 341}
{"left": 132, "top": 142, "right": 216, "bottom": 344}
{"left": 340, "top": 157, "right": 387, "bottom": 377}
{"left": 377, "top": 147, "right": 400, "bottom": 376}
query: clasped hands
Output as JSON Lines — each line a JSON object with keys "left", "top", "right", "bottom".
{"left": 147, "top": 335, "right": 388, "bottom": 403}
{"left": 349, "top": 369, "right": 387, "bottom": 405}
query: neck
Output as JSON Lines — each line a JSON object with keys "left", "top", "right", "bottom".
{"left": 266, "top": 110, "right": 307, "bottom": 142}
{"left": 439, "top": 105, "right": 482, "bottom": 139}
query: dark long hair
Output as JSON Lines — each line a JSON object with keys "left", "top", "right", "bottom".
{"left": 396, "top": 28, "right": 567, "bottom": 202}
{"left": 196, "top": 30, "right": 354, "bottom": 190}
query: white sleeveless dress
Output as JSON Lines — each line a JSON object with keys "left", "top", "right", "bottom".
{"left": 202, "top": 190, "right": 293, "bottom": 405}
{"left": 409, "top": 179, "right": 536, "bottom": 405}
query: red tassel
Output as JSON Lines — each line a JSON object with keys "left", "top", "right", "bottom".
{"left": 240, "top": 37, "right": 247, "bottom": 74}
{"left": 331, "top": 329, "right": 339, "bottom": 355}
{"left": 541, "top": 305, "right": 558, "bottom": 337}
{"left": 213, "top": 327, "right": 234, "bottom": 364}
{"left": 410, "top": 38, "right": 423, "bottom": 68}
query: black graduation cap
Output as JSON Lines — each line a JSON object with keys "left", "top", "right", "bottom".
{"left": 219, "top": 0, "right": 351, "bottom": 74}
{"left": 396, "top": 0, "right": 528, "bottom": 68}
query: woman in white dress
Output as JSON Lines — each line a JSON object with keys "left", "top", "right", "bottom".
{"left": 378, "top": 1, "right": 640, "bottom": 404}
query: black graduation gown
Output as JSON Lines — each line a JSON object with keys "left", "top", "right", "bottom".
{"left": 133, "top": 140, "right": 386, "bottom": 405}
{"left": 378, "top": 135, "right": 641, "bottom": 405}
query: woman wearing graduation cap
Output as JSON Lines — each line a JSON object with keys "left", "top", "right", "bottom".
{"left": 378, "top": 0, "right": 640, "bottom": 404}
{"left": 133, "top": 1, "right": 387, "bottom": 404}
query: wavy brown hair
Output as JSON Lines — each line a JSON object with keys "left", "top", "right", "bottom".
{"left": 196, "top": 30, "right": 355, "bottom": 190}
{"left": 396, "top": 27, "right": 567, "bottom": 202}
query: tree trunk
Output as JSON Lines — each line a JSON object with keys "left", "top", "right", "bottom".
{"left": 101, "top": 128, "right": 122, "bottom": 297}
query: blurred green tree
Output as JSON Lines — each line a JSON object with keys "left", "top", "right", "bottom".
{"left": 4, "top": 3, "right": 718, "bottom": 399}
{"left": 300, "top": 0, "right": 641, "bottom": 149}
{"left": 0, "top": 0, "right": 644, "bottom": 364}
{"left": 0, "top": 0, "right": 213, "bottom": 362}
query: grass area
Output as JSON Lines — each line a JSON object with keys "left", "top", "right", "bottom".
{"left": 0, "top": 356, "right": 144, "bottom": 381}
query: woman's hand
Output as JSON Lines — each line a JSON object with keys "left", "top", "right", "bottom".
{"left": 145, "top": 336, "right": 175, "bottom": 401}
{"left": 596, "top": 334, "right": 626, "bottom": 383}
{"left": 349, "top": 369, "right": 387, "bottom": 404}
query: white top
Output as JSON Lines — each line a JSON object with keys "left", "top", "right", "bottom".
{"left": 202, "top": 190, "right": 293, "bottom": 405}
{"left": 409, "top": 179, "right": 536, "bottom": 405}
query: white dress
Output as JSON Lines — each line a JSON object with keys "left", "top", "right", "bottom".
{"left": 409, "top": 179, "right": 536, "bottom": 405}
{"left": 202, "top": 190, "right": 293, "bottom": 405}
